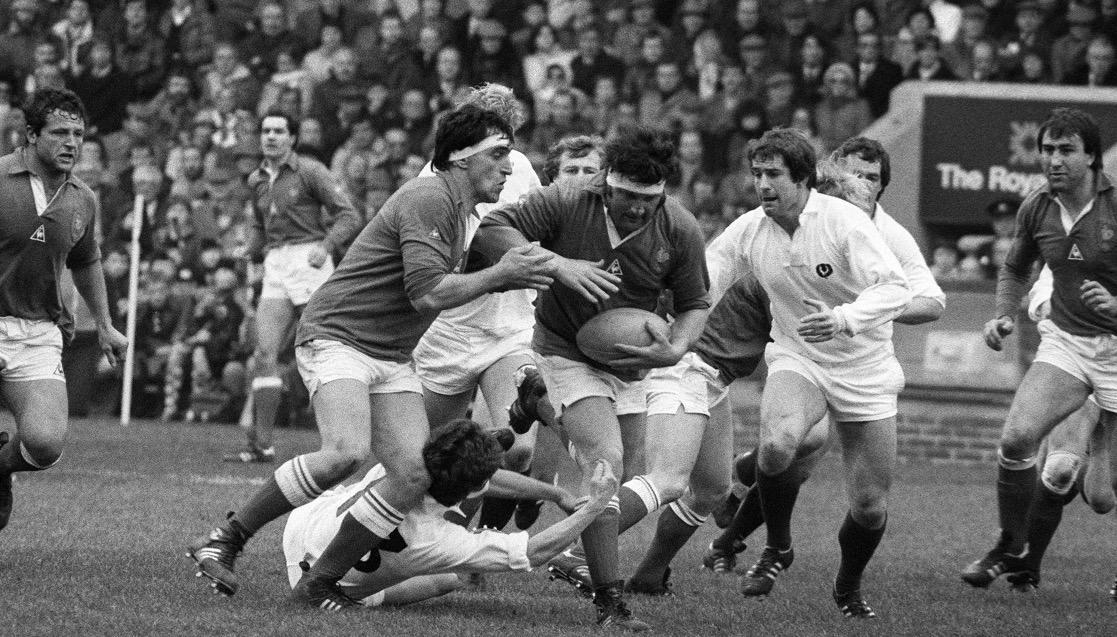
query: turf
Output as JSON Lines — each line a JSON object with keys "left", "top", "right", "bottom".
{"left": 1, "top": 414, "right": 1114, "bottom": 636}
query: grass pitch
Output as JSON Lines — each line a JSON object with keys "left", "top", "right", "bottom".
{"left": 1, "top": 414, "right": 1114, "bottom": 636}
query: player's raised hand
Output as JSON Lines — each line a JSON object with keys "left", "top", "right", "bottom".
{"left": 798, "top": 298, "right": 840, "bottom": 342}
{"left": 586, "top": 459, "right": 618, "bottom": 511}
{"left": 612, "top": 319, "right": 683, "bottom": 369}
{"left": 1081, "top": 279, "right": 1117, "bottom": 319}
{"left": 983, "top": 315, "right": 1015, "bottom": 351}
{"left": 495, "top": 244, "right": 555, "bottom": 291}
{"left": 551, "top": 257, "right": 620, "bottom": 303}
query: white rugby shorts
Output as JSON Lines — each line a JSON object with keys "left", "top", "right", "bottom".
{"left": 535, "top": 354, "right": 646, "bottom": 416}
{"left": 260, "top": 242, "right": 334, "bottom": 306}
{"left": 295, "top": 339, "right": 422, "bottom": 398}
{"left": 645, "top": 352, "right": 727, "bottom": 417}
{"left": 1034, "top": 319, "right": 1117, "bottom": 411}
{"left": 0, "top": 317, "right": 65, "bottom": 382}
{"left": 765, "top": 342, "right": 904, "bottom": 422}
{"left": 412, "top": 325, "right": 533, "bottom": 395}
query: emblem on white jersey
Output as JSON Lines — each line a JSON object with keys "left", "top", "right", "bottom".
{"left": 30, "top": 225, "right": 46, "bottom": 243}
{"left": 1068, "top": 243, "right": 1084, "bottom": 261}
{"left": 54, "top": 363, "right": 65, "bottom": 376}
{"left": 606, "top": 259, "right": 624, "bottom": 277}
{"left": 428, "top": 228, "right": 443, "bottom": 241}
{"left": 815, "top": 263, "right": 833, "bottom": 278}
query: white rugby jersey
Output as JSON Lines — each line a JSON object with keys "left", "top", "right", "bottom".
{"left": 706, "top": 190, "right": 910, "bottom": 365}
{"left": 418, "top": 150, "right": 539, "bottom": 337}
{"left": 874, "top": 204, "right": 945, "bottom": 308}
{"left": 283, "top": 465, "right": 531, "bottom": 598}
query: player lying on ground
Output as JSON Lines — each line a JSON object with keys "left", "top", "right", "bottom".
{"left": 282, "top": 419, "right": 617, "bottom": 609}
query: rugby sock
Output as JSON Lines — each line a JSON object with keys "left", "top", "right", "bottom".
{"left": 757, "top": 469, "right": 801, "bottom": 551}
{"left": 834, "top": 510, "right": 886, "bottom": 595}
{"left": 477, "top": 496, "right": 517, "bottom": 530}
{"left": 236, "top": 456, "right": 324, "bottom": 534}
{"left": 0, "top": 437, "right": 60, "bottom": 473}
{"left": 251, "top": 376, "right": 283, "bottom": 448}
{"left": 630, "top": 501, "right": 705, "bottom": 585}
{"left": 1022, "top": 483, "right": 1075, "bottom": 570}
{"left": 582, "top": 496, "right": 621, "bottom": 586}
{"left": 307, "top": 487, "right": 404, "bottom": 583}
{"left": 997, "top": 452, "right": 1038, "bottom": 554}
{"left": 713, "top": 485, "right": 764, "bottom": 552}
{"left": 617, "top": 476, "right": 661, "bottom": 533}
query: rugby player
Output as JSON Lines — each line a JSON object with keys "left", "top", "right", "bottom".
{"left": 187, "top": 105, "right": 558, "bottom": 609}
{"left": 963, "top": 107, "right": 1117, "bottom": 599}
{"left": 0, "top": 87, "right": 128, "bottom": 531}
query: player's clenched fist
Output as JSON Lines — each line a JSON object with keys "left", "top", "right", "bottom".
{"left": 983, "top": 315, "right": 1014, "bottom": 351}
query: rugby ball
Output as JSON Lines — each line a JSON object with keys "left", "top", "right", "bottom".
{"left": 576, "top": 307, "right": 669, "bottom": 367}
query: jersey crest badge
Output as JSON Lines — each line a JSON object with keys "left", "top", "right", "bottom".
{"left": 606, "top": 259, "right": 623, "bottom": 277}
{"left": 428, "top": 228, "right": 443, "bottom": 241}
{"left": 815, "top": 263, "right": 833, "bottom": 278}
{"left": 30, "top": 225, "right": 45, "bottom": 243}
{"left": 1102, "top": 226, "right": 1115, "bottom": 242}
{"left": 1068, "top": 243, "right": 1084, "bottom": 261}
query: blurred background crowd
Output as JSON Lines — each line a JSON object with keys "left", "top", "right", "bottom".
{"left": 1, "top": 0, "right": 1105, "bottom": 419}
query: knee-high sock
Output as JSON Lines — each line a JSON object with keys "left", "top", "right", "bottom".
{"left": 835, "top": 511, "right": 886, "bottom": 595}
{"left": 735, "top": 448, "right": 758, "bottom": 487}
{"left": 582, "top": 497, "right": 620, "bottom": 586}
{"left": 713, "top": 484, "right": 764, "bottom": 551}
{"left": 630, "top": 500, "right": 706, "bottom": 584}
{"left": 757, "top": 469, "right": 801, "bottom": 550}
{"left": 1022, "top": 483, "right": 1074, "bottom": 569}
{"left": 997, "top": 460, "right": 1037, "bottom": 554}
{"left": 617, "top": 475, "right": 661, "bottom": 534}
{"left": 236, "top": 455, "right": 326, "bottom": 534}
{"left": 251, "top": 377, "right": 283, "bottom": 448}
{"left": 0, "top": 436, "right": 57, "bottom": 474}
{"left": 307, "top": 486, "right": 404, "bottom": 583}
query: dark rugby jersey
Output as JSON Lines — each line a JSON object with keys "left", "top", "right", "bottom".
{"left": 296, "top": 172, "right": 470, "bottom": 362}
{"left": 997, "top": 173, "right": 1117, "bottom": 336}
{"left": 478, "top": 173, "right": 710, "bottom": 364}
{"left": 0, "top": 149, "right": 100, "bottom": 340}
{"left": 693, "top": 272, "right": 771, "bottom": 385}
{"left": 247, "top": 152, "right": 361, "bottom": 256}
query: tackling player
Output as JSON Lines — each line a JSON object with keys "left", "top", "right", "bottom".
{"left": 188, "top": 105, "right": 557, "bottom": 609}
{"left": 0, "top": 87, "right": 128, "bottom": 531}
{"left": 282, "top": 419, "right": 618, "bottom": 611}
{"left": 473, "top": 124, "right": 711, "bottom": 632}
{"left": 962, "top": 107, "right": 1117, "bottom": 599}
{"left": 230, "top": 108, "right": 361, "bottom": 462}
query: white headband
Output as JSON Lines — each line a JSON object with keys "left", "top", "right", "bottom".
{"left": 449, "top": 133, "right": 511, "bottom": 162}
{"left": 606, "top": 172, "right": 666, "bottom": 195}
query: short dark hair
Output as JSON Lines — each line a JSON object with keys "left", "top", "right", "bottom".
{"left": 833, "top": 136, "right": 891, "bottom": 196}
{"left": 1038, "top": 106, "right": 1103, "bottom": 170}
{"left": 746, "top": 128, "right": 817, "bottom": 187}
{"left": 543, "top": 134, "right": 605, "bottom": 183}
{"left": 22, "top": 87, "right": 86, "bottom": 135}
{"left": 424, "top": 419, "right": 511, "bottom": 507}
{"left": 431, "top": 104, "right": 514, "bottom": 171}
{"left": 604, "top": 123, "right": 676, "bottom": 185}
{"left": 259, "top": 107, "right": 298, "bottom": 138}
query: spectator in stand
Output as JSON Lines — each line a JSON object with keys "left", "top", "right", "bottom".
{"left": 689, "top": 30, "right": 727, "bottom": 89}
{"left": 413, "top": 22, "right": 445, "bottom": 81}
{"left": 147, "top": 69, "right": 200, "bottom": 143}
{"left": 924, "top": 0, "right": 963, "bottom": 44}
{"left": 944, "top": 3, "right": 993, "bottom": 78}
{"left": 570, "top": 25, "right": 624, "bottom": 98}
{"left": 0, "top": 0, "right": 42, "bottom": 94}
{"left": 717, "top": 151, "right": 760, "bottom": 223}
{"left": 999, "top": 0, "right": 1054, "bottom": 76}
{"left": 397, "top": 88, "right": 434, "bottom": 157}
{"left": 790, "top": 104, "right": 828, "bottom": 158}
{"left": 528, "top": 88, "right": 594, "bottom": 164}
{"left": 427, "top": 45, "right": 471, "bottom": 115}
{"left": 169, "top": 144, "right": 205, "bottom": 199}
{"left": 329, "top": 116, "right": 381, "bottom": 184}
{"left": 131, "top": 268, "right": 194, "bottom": 419}
{"left": 1064, "top": 34, "right": 1117, "bottom": 85}
{"left": 638, "top": 59, "right": 700, "bottom": 134}
{"left": 834, "top": 2, "right": 883, "bottom": 64}
{"left": 159, "top": 0, "right": 216, "bottom": 74}
{"left": 294, "top": 117, "right": 330, "bottom": 165}
{"left": 965, "top": 38, "right": 1007, "bottom": 82}
{"left": 307, "top": 47, "right": 362, "bottom": 125}
{"left": 24, "top": 40, "right": 65, "bottom": 97}
{"left": 302, "top": 24, "right": 344, "bottom": 90}
{"left": 469, "top": 19, "right": 526, "bottom": 98}
{"left": 622, "top": 31, "right": 670, "bottom": 103}
{"left": 907, "top": 34, "right": 959, "bottom": 79}
{"left": 295, "top": 0, "right": 360, "bottom": 52}
{"left": 854, "top": 32, "right": 904, "bottom": 120}
{"left": 240, "top": 1, "right": 304, "bottom": 82}
{"left": 700, "top": 63, "right": 748, "bottom": 165}
{"left": 51, "top": 0, "right": 94, "bottom": 75}
{"left": 611, "top": 0, "right": 672, "bottom": 67}
{"left": 363, "top": 11, "right": 422, "bottom": 94}
{"left": 1051, "top": 1, "right": 1099, "bottom": 84}
{"left": 763, "top": 71, "right": 797, "bottom": 130}
{"left": 976, "top": 0, "right": 1019, "bottom": 40}
{"left": 66, "top": 38, "right": 130, "bottom": 137}
{"left": 587, "top": 75, "right": 622, "bottom": 136}
{"left": 725, "top": 99, "right": 768, "bottom": 170}
{"left": 196, "top": 151, "right": 253, "bottom": 256}
{"left": 792, "top": 32, "right": 831, "bottom": 108}
{"left": 201, "top": 42, "right": 260, "bottom": 113}
{"left": 673, "top": 0, "right": 714, "bottom": 68}
{"left": 1012, "top": 46, "right": 1054, "bottom": 82}
{"left": 115, "top": 0, "right": 166, "bottom": 101}
{"left": 667, "top": 128, "right": 720, "bottom": 212}
{"left": 815, "top": 62, "right": 874, "bottom": 152}
{"left": 718, "top": 0, "right": 771, "bottom": 63}
{"left": 1103, "top": 0, "right": 1117, "bottom": 35}
{"left": 737, "top": 33, "right": 776, "bottom": 101}
{"left": 256, "top": 55, "right": 306, "bottom": 119}
{"left": 772, "top": 0, "right": 816, "bottom": 72}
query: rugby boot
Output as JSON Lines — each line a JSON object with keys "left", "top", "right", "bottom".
{"left": 594, "top": 581, "right": 651, "bottom": 632}
{"left": 223, "top": 444, "right": 276, "bottom": 464}
{"left": 508, "top": 365, "right": 546, "bottom": 434}
{"left": 712, "top": 491, "right": 741, "bottom": 529}
{"left": 0, "top": 431, "right": 11, "bottom": 530}
{"left": 290, "top": 567, "right": 360, "bottom": 611}
{"left": 547, "top": 548, "right": 593, "bottom": 599}
{"left": 833, "top": 588, "right": 879, "bottom": 619}
{"left": 961, "top": 532, "right": 1024, "bottom": 588}
{"left": 702, "top": 539, "right": 747, "bottom": 575}
{"left": 739, "top": 546, "right": 794, "bottom": 597}
{"left": 187, "top": 512, "right": 251, "bottom": 596}
{"left": 624, "top": 567, "right": 674, "bottom": 597}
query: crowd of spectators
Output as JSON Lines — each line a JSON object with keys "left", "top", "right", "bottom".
{"left": 2, "top": 0, "right": 1108, "bottom": 417}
